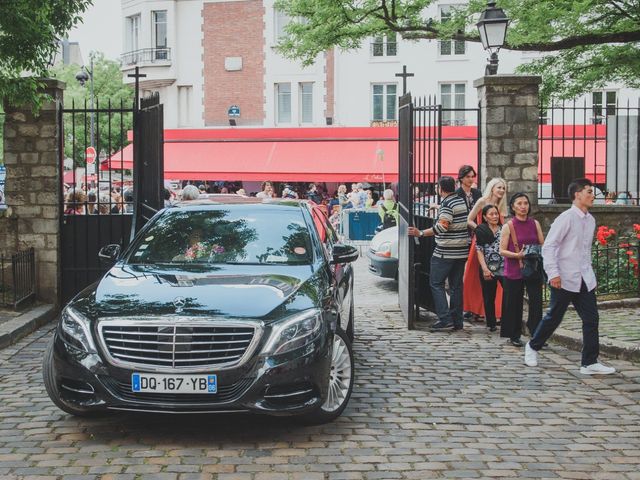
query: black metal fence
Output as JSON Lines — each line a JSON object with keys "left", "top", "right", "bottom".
{"left": 543, "top": 242, "right": 640, "bottom": 302}
{"left": 60, "top": 99, "right": 135, "bottom": 303}
{"left": 538, "top": 101, "right": 640, "bottom": 204}
{"left": 0, "top": 248, "right": 36, "bottom": 309}
{"left": 412, "top": 97, "right": 481, "bottom": 218}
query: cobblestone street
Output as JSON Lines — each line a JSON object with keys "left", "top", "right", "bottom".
{"left": 1, "top": 257, "right": 640, "bottom": 479}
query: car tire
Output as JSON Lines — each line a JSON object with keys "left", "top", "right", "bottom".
{"left": 346, "top": 294, "right": 355, "bottom": 343}
{"left": 299, "top": 328, "right": 354, "bottom": 425}
{"left": 42, "top": 338, "right": 104, "bottom": 417}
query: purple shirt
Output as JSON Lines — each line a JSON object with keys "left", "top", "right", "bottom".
{"left": 503, "top": 217, "right": 539, "bottom": 280}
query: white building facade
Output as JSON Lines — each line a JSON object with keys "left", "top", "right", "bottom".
{"left": 121, "top": 0, "right": 638, "bottom": 129}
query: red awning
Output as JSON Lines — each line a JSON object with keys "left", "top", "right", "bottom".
{"left": 101, "top": 126, "right": 479, "bottom": 182}
{"left": 101, "top": 125, "right": 608, "bottom": 184}
{"left": 63, "top": 170, "right": 97, "bottom": 185}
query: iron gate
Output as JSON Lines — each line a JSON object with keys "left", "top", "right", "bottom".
{"left": 60, "top": 80, "right": 164, "bottom": 303}
{"left": 398, "top": 94, "right": 480, "bottom": 329}
{"left": 131, "top": 92, "right": 164, "bottom": 236}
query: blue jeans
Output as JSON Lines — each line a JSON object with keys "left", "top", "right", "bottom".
{"left": 430, "top": 256, "right": 466, "bottom": 328}
{"left": 530, "top": 281, "right": 599, "bottom": 366}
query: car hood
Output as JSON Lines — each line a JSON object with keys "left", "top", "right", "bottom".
{"left": 370, "top": 226, "right": 399, "bottom": 257}
{"left": 71, "top": 264, "right": 320, "bottom": 320}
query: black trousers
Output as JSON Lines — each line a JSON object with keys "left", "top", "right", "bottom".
{"left": 501, "top": 277, "right": 542, "bottom": 340}
{"left": 530, "top": 281, "right": 599, "bottom": 366}
{"left": 479, "top": 270, "right": 502, "bottom": 328}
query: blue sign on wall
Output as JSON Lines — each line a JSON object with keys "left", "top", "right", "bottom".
{"left": 228, "top": 105, "right": 240, "bottom": 117}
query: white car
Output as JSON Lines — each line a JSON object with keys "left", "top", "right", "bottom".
{"left": 366, "top": 226, "right": 398, "bottom": 279}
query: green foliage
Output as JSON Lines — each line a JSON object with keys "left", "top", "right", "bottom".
{"left": 592, "top": 241, "right": 639, "bottom": 296}
{"left": 0, "top": 0, "right": 93, "bottom": 109}
{"left": 49, "top": 53, "right": 134, "bottom": 166}
{"left": 275, "top": 0, "right": 640, "bottom": 99}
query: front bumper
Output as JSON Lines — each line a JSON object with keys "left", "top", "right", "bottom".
{"left": 48, "top": 329, "right": 332, "bottom": 415}
{"left": 367, "top": 249, "right": 398, "bottom": 279}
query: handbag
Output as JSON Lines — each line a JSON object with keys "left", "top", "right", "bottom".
{"left": 522, "top": 244, "right": 544, "bottom": 280}
{"left": 508, "top": 221, "right": 543, "bottom": 280}
{"left": 485, "top": 251, "right": 504, "bottom": 277}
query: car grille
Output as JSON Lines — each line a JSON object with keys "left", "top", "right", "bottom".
{"left": 98, "top": 321, "right": 260, "bottom": 371}
{"left": 100, "top": 376, "right": 254, "bottom": 405}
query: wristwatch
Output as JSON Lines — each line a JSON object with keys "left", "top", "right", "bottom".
{"left": 419, "top": 230, "right": 424, "bottom": 237}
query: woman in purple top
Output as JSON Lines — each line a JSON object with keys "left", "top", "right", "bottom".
{"left": 499, "top": 193, "right": 545, "bottom": 347}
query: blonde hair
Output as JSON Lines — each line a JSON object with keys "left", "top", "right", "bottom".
{"left": 482, "top": 178, "right": 507, "bottom": 216}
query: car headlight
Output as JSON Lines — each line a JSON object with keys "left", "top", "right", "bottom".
{"left": 59, "top": 306, "right": 96, "bottom": 353}
{"left": 375, "top": 241, "right": 392, "bottom": 257}
{"left": 262, "top": 309, "right": 322, "bottom": 356}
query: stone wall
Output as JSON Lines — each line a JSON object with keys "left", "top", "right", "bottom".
{"left": 2, "top": 79, "right": 65, "bottom": 304}
{"left": 474, "top": 75, "right": 542, "bottom": 203}
{"left": 534, "top": 204, "right": 640, "bottom": 234}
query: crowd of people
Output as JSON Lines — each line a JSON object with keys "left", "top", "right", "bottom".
{"left": 63, "top": 185, "right": 134, "bottom": 215}
{"left": 408, "top": 165, "right": 616, "bottom": 375}
{"left": 64, "top": 180, "right": 400, "bottom": 236}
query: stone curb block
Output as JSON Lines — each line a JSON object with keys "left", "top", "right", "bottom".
{"left": 0, "top": 304, "right": 57, "bottom": 350}
{"left": 551, "top": 327, "right": 640, "bottom": 363}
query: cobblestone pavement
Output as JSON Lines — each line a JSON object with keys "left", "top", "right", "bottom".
{"left": 1, "top": 258, "right": 640, "bottom": 479}
{"left": 562, "top": 308, "right": 640, "bottom": 346}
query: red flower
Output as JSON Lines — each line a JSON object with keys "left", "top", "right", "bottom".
{"left": 626, "top": 250, "right": 634, "bottom": 256}
{"left": 596, "top": 225, "right": 615, "bottom": 246}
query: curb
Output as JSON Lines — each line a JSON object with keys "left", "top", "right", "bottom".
{"left": 0, "top": 304, "right": 57, "bottom": 350}
{"left": 551, "top": 327, "right": 640, "bottom": 363}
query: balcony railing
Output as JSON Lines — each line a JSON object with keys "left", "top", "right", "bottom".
{"left": 120, "top": 48, "right": 171, "bottom": 67}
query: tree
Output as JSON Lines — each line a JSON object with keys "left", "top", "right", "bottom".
{"left": 0, "top": 0, "right": 93, "bottom": 109}
{"left": 50, "top": 53, "right": 134, "bottom": 166}
{"left": 274, "top": 0, "right": 640, "bottom": 99}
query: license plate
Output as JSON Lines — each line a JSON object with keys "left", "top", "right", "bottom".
{"left": 131, "top": 373, "right": 217, "bottom": 394}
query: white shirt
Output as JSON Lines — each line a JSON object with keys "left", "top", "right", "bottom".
{"left": 541, "top": 205, "right": 597, "bottom": 293}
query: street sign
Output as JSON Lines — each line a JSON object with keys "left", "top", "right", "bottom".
{"left": 85, "top": 146, "right": 97, "bottom": 164}
{"left": 228, "top": 105, "right": 240, "bottom": 117}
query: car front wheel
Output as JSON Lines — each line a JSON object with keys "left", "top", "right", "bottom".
{"left": 300, "top": 328, "right": 354, "bottom": 424}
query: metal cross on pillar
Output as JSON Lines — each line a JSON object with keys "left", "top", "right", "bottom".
{"left": 395, "top": 65, "right": 415, "bottom": 95}
{"left": 127, "top": 66, "right": 147, "bottom": 110}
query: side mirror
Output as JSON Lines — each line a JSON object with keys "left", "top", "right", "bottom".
{"left": 98, "top": 244, "right": 121, "bottom": 265}
{"left": 331, "top": 244, "right": 359, "bottom": 264}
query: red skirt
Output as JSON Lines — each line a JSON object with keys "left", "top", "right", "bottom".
{"left": 463, "top": 235, "right": 503, "bottom": 319}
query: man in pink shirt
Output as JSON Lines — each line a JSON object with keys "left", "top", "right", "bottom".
{"left": 525, "top": 178, "right": 616, "bottom": 375}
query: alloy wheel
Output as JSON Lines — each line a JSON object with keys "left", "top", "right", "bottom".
{"left": 321, "top": 331, "right": 352, "bottom": 412}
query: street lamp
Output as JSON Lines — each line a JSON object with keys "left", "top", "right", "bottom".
{"left": 476, "top": 1, "right": 510, "bottom": 75}
{"left": 75, "top": 53, "right": 95, "bottom": 148}
{"left": 376, "top": 148, "right": 385, "bottom": 188}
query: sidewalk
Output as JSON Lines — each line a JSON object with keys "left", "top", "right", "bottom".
{"left": 553, "top": 299, "right": 640, "bottom": 362}
{"left": 0, "top": 304, "right": 57, "bottom": 349}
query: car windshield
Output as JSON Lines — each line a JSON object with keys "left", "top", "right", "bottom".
{"left": 127, "top": 207, "right": 313, "bottom": 265}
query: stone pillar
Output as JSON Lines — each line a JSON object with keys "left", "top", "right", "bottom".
{"left": 474, "top": 75, "right": 542, "bottom": 203}
{"left": 2, "top": 79, "right": 65, "bottom": 305}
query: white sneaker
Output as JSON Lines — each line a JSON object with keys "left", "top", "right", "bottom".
{"left": 580, "top": 362, "right": 616, "bottom": 375}
{"left": 524, "top": 342, "right": 538, "bottom": 367}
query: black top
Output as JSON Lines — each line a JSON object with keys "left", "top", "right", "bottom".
{"left": 455, "top": 187, "right": 482, "bottom": 213}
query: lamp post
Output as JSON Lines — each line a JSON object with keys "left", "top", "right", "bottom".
{"left": 376, "top": 148, "right": 385, "bottom": 188}
{"left": 476, "top": 1, "right": 510, "bottom": 75}
{"left": 75, "top": 53, "right": 95, "bottom": 148}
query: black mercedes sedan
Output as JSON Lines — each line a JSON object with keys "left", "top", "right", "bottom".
{"left": 43, "top": 197, "right": 358, "bottom": 423}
